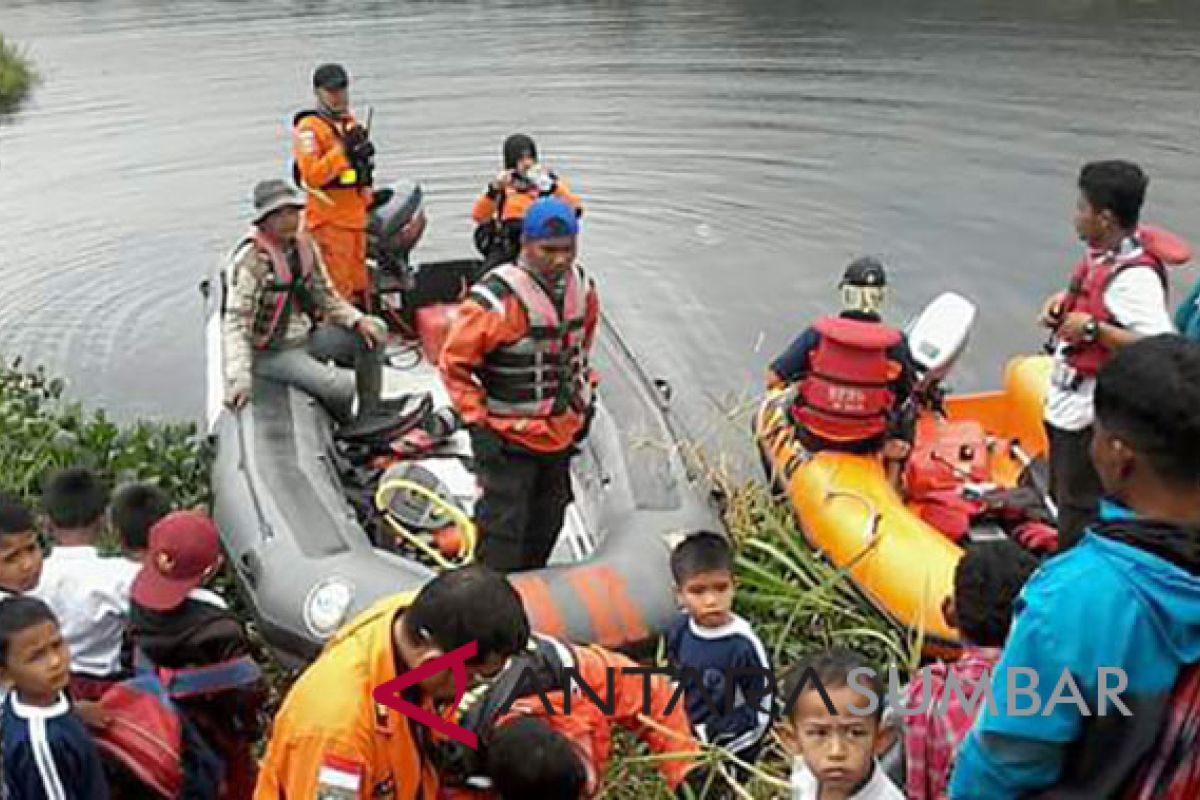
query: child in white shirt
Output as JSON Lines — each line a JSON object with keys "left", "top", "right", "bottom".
{"left": 32, "top": 468, "right": 138, "bottom": 701}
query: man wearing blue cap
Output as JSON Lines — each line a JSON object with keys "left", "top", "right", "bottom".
{"left": 440, "top": 198, "right": 599, "bottom": 572}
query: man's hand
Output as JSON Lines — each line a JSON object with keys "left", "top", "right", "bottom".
{"left": 225, "top": 387, "right": 251, "bottom": 410}
{"left": 1038, "top": 290, "right": 1068, "bottom": 329}
{"left": 342, "top": 125, "right": 375, "bottom": 165}
{"left": 76, "top": 701, "right": 111, "bottom": 730}
{"left": 355, "top": 315, "right": 389, "bottom": 349}
{"left": 882, "top": 438, "right": 912, "bottom": 462}
{"left": 489, "top": 170, "right": 515, "bottom": 193}
{"left": 1056, "top": 312, "right": 1094, "bottom": 343}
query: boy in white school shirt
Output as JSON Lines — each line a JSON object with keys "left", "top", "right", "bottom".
{"left": 32, "top": 467, "right": 139, "bottom": 701}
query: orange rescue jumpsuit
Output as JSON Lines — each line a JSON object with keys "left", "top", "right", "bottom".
{"left": 254, "top": 593, "right": 439, "bottom": 800}
{"left": 438, "top": 271, "right": 599, "bottom": 454}
{"left": 442, "top": 643, "right": 701, "bottom": 799}
{"left": 293, "top": 110, "right": 374, "bottom": 306}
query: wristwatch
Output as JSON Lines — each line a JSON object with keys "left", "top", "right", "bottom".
{"left": 1082, "top": 317, "right": 1100, "bottom": 344}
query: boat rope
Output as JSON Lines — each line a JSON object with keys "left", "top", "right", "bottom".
{"left": 375, "top": 476, "right": 477, "bottom": 568}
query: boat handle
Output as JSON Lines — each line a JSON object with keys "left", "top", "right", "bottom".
{"left": 823, "top": 488, "right": 882, "bottom": 550}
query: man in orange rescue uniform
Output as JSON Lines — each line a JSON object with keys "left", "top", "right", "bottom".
{"left": 293, "top": 62, "right": 377, "bottom": 308}
{"left": 253, "top": 566, "right": 530, "bottom": 800}
{"left": 440, "top": 197, "right": 599, "bottom": 574}
{"left": 472, "top": 134, "right": 582, "bottom": 269}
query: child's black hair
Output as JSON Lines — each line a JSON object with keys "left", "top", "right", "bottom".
{"left": 670, "top": 531, "right": 734, "bottom": 585}
{"left": 1078, "top": 160, "right": 1147, "bottom": 230}
{"left": 486, "top": 716, "right": 587, "bottom": 800}
{"left": 110, "top": 482, "right": 172, "bottom": 551}
{"left": 0, "top": 596, "right": 58, "bottom": 667}
{"left": 954, "top": 540, "right": 1038, "bottom": 647}
{"left": 780, "top": 647, "right": 883, "bottom": 723}
{"left": 1095, "top": 335, "right": 1200, "bottom": 485}
{"left": 42, "top": 467, "right": 109, "bottom": 530}
{"left": 403, "top": 565, "right": 530, "bottom": 665}
{"left": 0, "top": 491, "right": 35, "bottom": 537}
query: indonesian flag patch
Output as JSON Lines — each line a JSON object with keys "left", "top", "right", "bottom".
{"left": 316, "top": 754, "right": 364, "bottom": 799}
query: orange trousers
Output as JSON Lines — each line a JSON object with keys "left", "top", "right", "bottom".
{"left": 310, "top": 224, "right": 370, "bottom": 308}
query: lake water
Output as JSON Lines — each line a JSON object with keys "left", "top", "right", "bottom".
{"left": 2, "top": 0, "right": 1198, "bottom": 462}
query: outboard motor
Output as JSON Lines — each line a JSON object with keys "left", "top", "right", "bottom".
{"left": 905, "top": 291, "right": 977, "bottom": 397}
{"left": 368, "top": 179, "right": 427, "bottom": 325}
{"left": 369, "top": 179, "right": 426, "bottom": 271}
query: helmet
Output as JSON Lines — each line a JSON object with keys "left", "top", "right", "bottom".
{"left": 840, "top": 256, "right": 888, "bottom": 288}
{"left": 839, "top": 257, "right": 888, "bottom": 315}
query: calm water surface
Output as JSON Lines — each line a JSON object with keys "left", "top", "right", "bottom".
{"left": 2, "top": 0, "right": 1198, "bottom": 463}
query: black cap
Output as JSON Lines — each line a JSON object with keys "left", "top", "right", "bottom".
{"left": 313, "top": 63, "right": 349, "bottom": 91}
{"left": 840, "top": 256, "right": 888, "bottom": 288}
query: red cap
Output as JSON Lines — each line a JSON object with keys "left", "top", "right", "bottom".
{"left": 131, "top": 511, "right": 221, "bottom": 612}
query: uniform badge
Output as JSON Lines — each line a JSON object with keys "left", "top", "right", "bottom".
{"left": 316, "top": 754, "right": 364, "bottom": 799}
{"left": 300, "top": 129, "right": 318, "bottom": 155}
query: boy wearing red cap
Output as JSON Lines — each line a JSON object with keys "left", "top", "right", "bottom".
{"left": 130, "top": 511, "right": 266, "bottom": 799}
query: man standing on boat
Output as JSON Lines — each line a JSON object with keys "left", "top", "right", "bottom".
{"left": 292, "top": 62, "right": 376, "bottom": 309}
{"left": 440, "top": 197, "right": 599, "bottom": 573}
{"left": 1038, "top": 160, "right": 1175, "bottom": 549}
{"left": 222, "top": 179, "right": 389, "bottom": 428}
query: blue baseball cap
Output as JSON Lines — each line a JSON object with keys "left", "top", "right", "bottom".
{"left": 522, "top": 197, "right": 580, "bottom": 241}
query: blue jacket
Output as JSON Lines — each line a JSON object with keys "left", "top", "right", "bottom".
{"left": 1173, "top": 277, "right": 1200, "bottom": 342}
{"left": 949, "top": 503, "right": 1200, "bottom": 798}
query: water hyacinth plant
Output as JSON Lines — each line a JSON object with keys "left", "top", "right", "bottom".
{"left": 0, "top": 357, "right": 211, "bottom": 508}
{"left": 0, "top": 35, "right": 37, "bottom": 114}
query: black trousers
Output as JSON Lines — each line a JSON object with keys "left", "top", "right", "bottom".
{"left": 1046, "top": 422, "right": 1103, "bottom": 551}
{"left": 475, "top": 444, "right": 574, "bottom": 573}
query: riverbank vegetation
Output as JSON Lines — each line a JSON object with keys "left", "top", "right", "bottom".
{"left": 0, "top": 35, "right": 36, "bottom": 114}
{"left": 2, "top": 358, "right": 910, "bottom": 796}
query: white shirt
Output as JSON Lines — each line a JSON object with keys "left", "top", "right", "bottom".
{"left": 1045, "top": 265, "right": 1175, "bottom": 431}
{"left": 791, "top": 757, "right": 904, "bottom": 800}
{"left": 31, "top": 546, "right": 139, "bottom": 677}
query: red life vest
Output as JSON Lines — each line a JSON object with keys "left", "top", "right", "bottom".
{"left": 791, "top": 316, "right": 902, "bottom": 444}
{"left": 241, "top": 227, "right": 317, "bottom": 350}
{"left": 1061, "top": 234, "right": 1168, "bottom": 378}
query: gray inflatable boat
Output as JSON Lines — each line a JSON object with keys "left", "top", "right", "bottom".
{"left": 201, "top": 186, "right": 721, "bottom": 666}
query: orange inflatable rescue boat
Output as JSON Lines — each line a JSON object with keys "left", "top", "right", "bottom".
{"left": 755, "top": 225, "right": 1193, "bottom": 656}
{"left": 755, "top": 291, "right": 1055, "bottom": 655}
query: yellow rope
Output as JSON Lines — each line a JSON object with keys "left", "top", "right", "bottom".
{"left": 374, "top": 477, "right": 477, "bottom": 568}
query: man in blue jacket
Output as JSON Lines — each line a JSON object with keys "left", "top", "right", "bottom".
{"left": 950, "top": 333, "right": 1200, "bottom": 798}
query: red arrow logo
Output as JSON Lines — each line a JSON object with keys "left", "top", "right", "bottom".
{"left": 372, "top": 640, "right": 480, "bottom": 749}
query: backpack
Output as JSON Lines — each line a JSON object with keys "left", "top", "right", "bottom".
{"left": 1124, "top": 662, "right": 1200, "bottom": 799}
{"left": 95, "top": 673, "right": 225, "bottom": 799}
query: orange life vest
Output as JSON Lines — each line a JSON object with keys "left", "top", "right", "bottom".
{"left": 791, "top": 316, "right": 902, "bottom": 444}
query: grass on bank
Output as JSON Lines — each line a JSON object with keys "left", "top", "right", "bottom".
{"left": 0, "top": 35, "right": 37, "bottom": 114}
{"left": 1, "top": 358, "right": 913, "bottom": 797}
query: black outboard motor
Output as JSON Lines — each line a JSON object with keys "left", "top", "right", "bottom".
{"left": 368, "top": 179, "right": 427, "bottom": 327}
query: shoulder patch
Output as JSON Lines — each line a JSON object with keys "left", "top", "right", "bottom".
{"left": 316, "top": 754, "right": 363, "bottom": 799}
{"left": 299, "top": 128, "right": 319, "bottom": 155}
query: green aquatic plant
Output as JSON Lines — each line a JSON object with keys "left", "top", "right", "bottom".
{"left": 0, "top": 35, "right": 37, "bottom": 114}
{"left": 0, "top": 357, "right": 211, "bottom": 510}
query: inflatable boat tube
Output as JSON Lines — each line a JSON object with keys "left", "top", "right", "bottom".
{"left": 202, "top": 255, "right": 721, "bottom": 666}
{"left": 754, "top": 354, "right": 1051, "bottom": 657}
